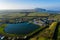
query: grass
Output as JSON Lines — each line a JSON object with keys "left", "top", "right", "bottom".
{"left": 0, "top": 13, "right": 60, "bottom": 40}
{"left": 48, "top": 22, "right": 58, "bottom": 38}
{"left": 37, "top": 22, "right": 58, "bottom": 40}
{"left": 54, "top": 14, "right": 60, "bottom": 21}
{"left": 0, "top": 24, "right": 7, "bottom": 34}
{"left": 57, "top": 25, "right": 60, "bottom": 40}
{"left": 38, "top": 37, "right": 49, "bottom": 40}
{"left": 1, "top": 13, "right": 26, "bottom": 18}
{"left": 49, "top": 22, "right": 58, "bottom": 30}
{"left": 49, "top": 14, "right": 60, "bottom": 22}
{"left": 29, "top": 22, "right": 58, "bottom": 40}
{"left": 28, "top": 13, "right": 49, "bottom": 16}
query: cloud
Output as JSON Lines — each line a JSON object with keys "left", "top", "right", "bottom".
{"left": 0, "top": 2, "right": 44, "bottom": 10}
{"left": 0, "top": 3, "right": 27, "bottom": 10}
{"left": 0, "top": 0, "right": 60, "bottom": 10}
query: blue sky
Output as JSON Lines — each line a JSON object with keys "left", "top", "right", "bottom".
{"left": 0, "top": 0, "right": 60, "bottom": 10}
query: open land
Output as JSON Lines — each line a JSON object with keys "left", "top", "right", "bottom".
{"left": 0, "top": 12, "right": 60, "bottom": 40}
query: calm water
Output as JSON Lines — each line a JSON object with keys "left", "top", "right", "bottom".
{"left": 4, "top": 23, "right": 39, "bottom": 35}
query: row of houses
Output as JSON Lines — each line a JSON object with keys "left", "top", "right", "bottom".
{"left": 0, "top": 35, "right": 26, "bottom": 40}
{"left": 32, "top": 17, "right": 56, "bottom": 27}
{"left": 0, "top": 16, "right": 56, "bottom": 24}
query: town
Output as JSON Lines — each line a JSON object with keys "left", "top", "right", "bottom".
{"left": 0, "top": 11, "right": 60, "bottom": 40}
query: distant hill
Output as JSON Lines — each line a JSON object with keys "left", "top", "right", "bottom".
{"left": 34, "top": 8, "right": 60, "bottom": 13}
{"left": 34, "top": 8, "right": 46, "bottom": 12}
{"left": 0, "top": 8, "right": 60, "bottom": 14}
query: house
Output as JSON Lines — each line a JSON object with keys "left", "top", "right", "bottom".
{"left": 33, "top": 19, "right": 47, "bottom": 26}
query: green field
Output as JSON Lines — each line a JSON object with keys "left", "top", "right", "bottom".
{"left": 0, "top": 12, "right": 49, "bottom": 18}
{"left": 0, "top": 12, "right": 60, "bottom": 40}
{"left": 29, "top": 22, "right": 58, "bottom": 40}
{"left": 57, "top": 25, "right": 60, "bottom": 40}
{"left": 28, "top": 12, "right": 49, "bottom": 16}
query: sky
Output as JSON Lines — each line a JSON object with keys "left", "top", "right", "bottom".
{"left": 0, "top": 0, "right": 60, "bottom": 10}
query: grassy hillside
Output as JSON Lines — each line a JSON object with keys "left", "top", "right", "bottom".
{"left": 28, "top": 12, "right": 49, "bottom": 16}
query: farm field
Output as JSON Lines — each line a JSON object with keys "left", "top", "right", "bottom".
{"left": 57, "top": 23, "right": 60, "bottom": 40}
{"left": 0, "top": 12, "right": 60, "bottom": 40}
{"left": 29, "top": 22, "right": 58, "bottom": 40}
{"left": 0, "top": 0, "right": 60, "bottom": 40}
